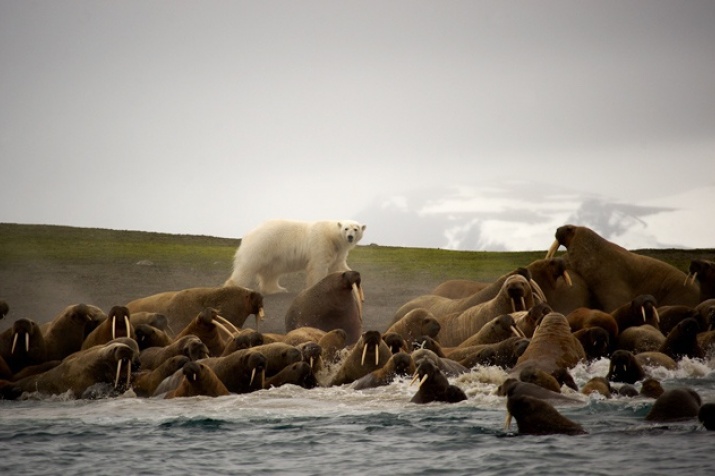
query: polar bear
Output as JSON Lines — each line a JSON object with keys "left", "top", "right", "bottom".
{"left": 224, "top": 219, "right": 366, "bottom": 294}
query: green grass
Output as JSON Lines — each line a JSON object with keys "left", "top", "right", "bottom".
{"left": 2, "top": 222, "right": 711, "bottom": 282}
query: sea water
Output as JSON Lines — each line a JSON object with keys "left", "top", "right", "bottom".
{"left": 2, "top": 357, "right": 714, "bottom": 476}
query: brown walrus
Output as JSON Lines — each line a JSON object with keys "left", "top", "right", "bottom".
{"left": 284, "top": 271, "right": 364, "bottom": 346}
{"left": 410, "top": 360, "right": 467, "bottom": 404}
{"left": 505, "top": 393, "right": 587, "bottom": 435}
{"left": 329, "top": 330, "right": 391, "bottom": 386}
{"left": 164, "top": 361, "right": 230, "bottom": 398}
{"left": 352, "top": 352, "right": 416, "bottom": 390}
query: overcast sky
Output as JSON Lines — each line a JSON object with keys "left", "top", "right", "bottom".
{"left": 1, "top": 1, "right": 713, "bottom": 248}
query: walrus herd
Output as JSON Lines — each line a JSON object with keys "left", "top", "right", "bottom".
{"left": 1, "top": 225, "right": 715, "bottom": 434}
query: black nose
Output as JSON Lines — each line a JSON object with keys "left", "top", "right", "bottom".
{"left": 347, "top": 236, "right": 354, "bottom": 242}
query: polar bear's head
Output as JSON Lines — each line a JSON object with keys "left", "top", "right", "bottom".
{"left": 338, "top": 220, "right": 366, "bottom": 245}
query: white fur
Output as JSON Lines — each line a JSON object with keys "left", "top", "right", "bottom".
{"left": 224, "top": 219, "right": 366, "bottom": 294}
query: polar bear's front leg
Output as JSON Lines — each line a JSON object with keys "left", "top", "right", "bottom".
{"left": 306, "top": 258, "right": 331, "bottom": 289}
{"left": 257, "top": 273, "right": 288, "bottom": 295}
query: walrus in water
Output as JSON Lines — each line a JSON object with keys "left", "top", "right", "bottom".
{"left": 165, "top": 361, "right": 230, "bottom": 398}
{"left": 607, "top": 350, "right": 645, "bottom": 384}
{"left": 410, "top": 360, "right": 466, "bottom": 404}
{"left": 329, "top": 330, "right": 391, "bottom": 386}
{"left": 352, "top": 352, "right": 416, "bottom": 390}
{"left": 645, "top": 387, "right": 702, "bottom": 422}
{"left": 1, "top": 339, "right": 138, "bottom": 399}
{"left": 698, "top": 402, "right": 715, "bottom": 430}
{"left": 82, "top": 305, "right": 133, "bottom": 350}
{"left": 505, "top": 393, "right": 587, "bottom": 435}
{"left": 1, "top": 318, "right": 47, "bottom": 375}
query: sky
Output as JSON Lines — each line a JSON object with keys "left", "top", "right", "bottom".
{"left": 1, "top": 1, "right": 714, "bottom": 250}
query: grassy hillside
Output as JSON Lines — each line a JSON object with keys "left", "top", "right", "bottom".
{"left": 1, "top": 222, "right": 712, "bottom": 334}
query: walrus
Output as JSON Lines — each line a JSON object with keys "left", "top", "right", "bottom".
{"left": 611, "top": 295, "right": 660, "bottom": 332}
{"left": 202, "top": 348, "right": 267, "bottom": 393}
{"left": 174, "top": 308, "right": 232, "bottom": 357}
{"left": 410, "top": 360, "right": 467, "bottom": 404}
{"left": 657, "top": 305, "right": 702, "bottom": 336}
{"left": 686, "top": 259, "right": 715, "bottom": 302}
{"left": 581, "top": 377, "right": 613, "bottom": 399}
{"left": 282, "top": 327, "right": 327, "bottom": 347}
{"left": 513, "top": 302, "right": 552, "bottom": 338}
{"left": 645, "top": 387, "right": 702, "bottom": 422}
{"left": 264, "top": 361, "right": 317, "bottom": 389}
{"left": 133, "top": 323, "right": 172, "bottom": 351}
{"left": 133, "top": 355, "right": 190, "bottom": 398}
{"left": 497, "top": 378, "right": 580, "bottom": 404}
{"left": 526, "top": 257, "right": 595, "bottom": 314}
{"left": 447, "top": 336, "right": 530, "bottom": 370}
{"left": 82, "top": 305, "right": 133, "bottom": 350}
{"left": 382, "top": 332, "right": 408, "bottom": 354}
{"left": 634, "top": 351, "right": 678, "bottom": 370}
{"left": 318, "top": 329, "right": 348, "bottom": 363}
{"left": 250, "top": 342, "right": 303, "bottom": 378}
{"left": 126, "top": 285, "right": 265, "bottom": 334}
{"left": 297, "top": 341, "right": 323, "bottom": 375}
{"left": 352, "top": 352, "right": 416, "bottom": 390}
{"left": 139, "top": 335, "right": 209, "bottom": 371}
{"left": 505, "top": 393, "right": 587, "bottom": 435}
{"left": 165, "top": 361, "right": 230, "bottom": 398}
{"left": 41, "top": 303, "right": 107, "bottom": 361}
{"left": 437, "top": 274, "right": 535, "bottom": 347}
{"left": 607, "top": 350, "right": 645, "bottom": 384}
{"left": 518, "top": 366, "right": 562, "bottom": 393}
{"left": 457, "top": 314, "right": 525, "bottom": 347}
{"left": 565, "top": 307, "right": 619, "bottom": 349}
{"left": 545, "top": 225, "right": 699, "bottom": 310}
{"left": 284, "top": 271, "right": 363, "bottom": 345}
{"left": 698, "top": 402, "right": 715, "bottom": 430}
{"left": 329, "top": 330, "right": 392, "bottom": 386}
{"left": 384, "top": 308, "right": 441, "bottom": 345}
{"left": 130, "top": 312, "right": 174, "bottom": 336}
{"left": 511, "top": 312, "right": 585, "bottom": 377}
{"left": 617, "top": 324, "right": 666, "bottom": 354}
{"left": 392, "top": 267, "right": 539, "bottom": 323}
{"left": 1, "top": 339, "right": 138, "bottom": 399}
{"left": 1, "top": 318, "right": 47, "bottom": 374}
{"left": 411, "top": 348, "right": 470, "bottom": 376}
{"left": 573, "top": 327, "right": 610, "bottom": 361}
{"left": 640, "top": 378, "right": 665, "bottom": 399}
{"left": 658, "top": 317, "right": 705, "bottom": 360}
{"left": 221, "top": 329, "right": 265, "bottom": 356}
{"left": 0, "top": 300, "right": 8, "bottom": 320}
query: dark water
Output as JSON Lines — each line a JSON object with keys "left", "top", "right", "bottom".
{"left": 2, "top": 358, "right": 715, "bottom": 476}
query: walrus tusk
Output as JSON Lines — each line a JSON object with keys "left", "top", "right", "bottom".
{"left": 309, "top": 356, "right": 314, "bottom": 369}
{"left": 529, "top": 279, "right": 547, "bottom": 303}
{"left": 361, "top": 343, "right": 368, "bottom": 366}
{"left": 546, "top": 239, "right": 560, "bottom": 259}
{"left": 684, "top": 272, "right": 697, "bottom": 286}
{"left": 255, "top": 308, "right": 266, "bottom": 331}
{"left": 375, "top": 346, "right": 379, "bottom": 366}
{"left": 25, "top": 332, "right": 29, "bottom": 353}
{"left": 112, "top": 316, "right": 116, "bottom": 340}
{"left": 193, "top": 373, "right": 197, "bottom": 382}
{"left": 511, "top": 326, "right": 525, "bottom": 338}
{"left": 417, "top": 374, "right": 428, "bottom": 388}
{"left": 250, "top": 368, "right": 256, "bottom": 386}
{"left": 11, "top": 333, "right": 18, "bottom": 354}
{"left": 215, "top": 315, "right": 240, "bottom": 334}
{"left": 510, "top": 299, "right": 516, "bottom": 313}
{"left": 213, "top": 320, "right": 233, "bottom": 340}
{"left": 562, "top": 270, "right": 573, "bottom": 287}
{"left": 126, "top": 359, "right": 131, "bottom": 388}
{"left": 353, "top": 283, "right": 363, "bottom": 322}
{"left": 115, "top": 359, "right": 123, "bottom": 389}
{"left": 410, "top": 372, "right": 420, "bottom": 386}
{"left": 520, "top": 297, "right": 526, "bottom": 311}
{"left": 504, "top": 412, "right": 512, "bottom": 430}
{"left": 124, "top": 315, "right": 132, "bottom": 339}
{"left": 641, "top": 307, "right": 647, "bottom": 323}
{"left": 652, "top": 307, "right": 660, "bottom": 324}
